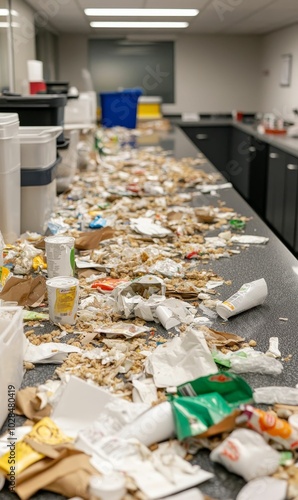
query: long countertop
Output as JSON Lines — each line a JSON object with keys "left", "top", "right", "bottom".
{"left": 1, "top": 124, "right": 298, "bottom": 500}
{"left": 176, "top": 117, "right": 298, "bottom": 157}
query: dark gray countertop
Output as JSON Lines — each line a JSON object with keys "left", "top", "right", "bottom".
{"left": 177, "top": 117, "right": 298, "bottom": 157}
{"left": 1, "top": 125, "right": 298, "bottom": 500}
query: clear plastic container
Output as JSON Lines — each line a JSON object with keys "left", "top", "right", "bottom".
{"left": 19, "top": 126, "right": 62, "bottom": 169}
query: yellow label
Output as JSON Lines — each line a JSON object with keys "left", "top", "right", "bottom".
{"left": 0, "top": 266, "right": 9, "bottom": 286}
{"left": 32, "top": 255, "right": 47, "bottom": 271}
{"left": 54, "top": 286, "right": 76, "bottom": 315}
{"left": 0, "top": 417, "right": 72, "bottom": 475}
{"left": 28, "top": 417, "right": 72, "bottom": 446}
{"left": 222, "top": 301, "right": 235, "bottom": 311}
{"left": 0, "top": 440, "right": 44, "bottom": 475}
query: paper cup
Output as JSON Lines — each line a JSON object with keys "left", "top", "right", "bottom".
{"left": 45, "top": 235, "right": 75, "bottom": 278}
{"left": 46, "top": 276, "right": 79, "bottom": 325}
{"left": 156, "top": 304, "right": 180, "bottom": 330}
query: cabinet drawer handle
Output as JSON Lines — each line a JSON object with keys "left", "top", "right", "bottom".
{"left": 248, "top": 146, "right": 256, "bottom": 152}
{"left": 196, "top": 134, "right": 208, "bottom": 140}
{"left": 287, "top": 164, "right": 298, "bottom": 170}
{"left": 269, "top": 152, "right": 279, "bottom": 159}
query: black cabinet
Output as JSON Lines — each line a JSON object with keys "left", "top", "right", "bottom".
{"left": 283, "top": 155, "right": 298, "bottom": 248}
{"left": 266, "top": 147, "right": 286, "bottom": 234}
{"left": 229, "top": 128, "right": 251, "bottom": 199}
{"left": 181, "top": 126, "right": 231, "bottom": 175}
{"left": 266, "top": 146, "right": 298, "bottom": 252}
{"left": 229, "top": 129, "right": 268, "bottom": 216}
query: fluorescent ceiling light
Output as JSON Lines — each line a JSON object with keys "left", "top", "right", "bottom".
{"left": 0, "top": 22, "right": 19, "bottom": 28}
{"left": 85, "top": 8, "right": 198, "bottom": 17}
{"left": 90, "top": 21, "right": 189, "bottom": 28}
{"left": 0, "top": 9, "right": 18, "bottom": 16}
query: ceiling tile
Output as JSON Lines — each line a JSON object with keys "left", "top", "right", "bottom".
{"left": 77, "top": 0, "right": 145, "bottom": 8}
{"left": 24, "top": 0, "right": 298, "bottom": 35}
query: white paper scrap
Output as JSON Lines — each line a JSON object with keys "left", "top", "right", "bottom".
{"left": 236, "top": 477, "right": 287, "bottom": 500}
{"left": 52, "top": 376, "right": 115, "bottom": 437}
{"left": 266, "top": 337, "right": 281, "bottom": 358}
{"left": 231, "top": 235, "right": 269, "bottom": 245}
{"left": 193, "top": 182, "right": 232, "bottom": 193}
{"left": 91, "top": 436, "right": 213, "bottom": 499}
{"left": 132, "top": 378, "right": 158, "bottom": 405}
{"left": 145, "top": 327, "right": 217, "bottom": 388}
{"left": 253, "top": 386, "right": 298, "bottom": 405}
{"left": 130, "top": 217, "right": 172, "bottom": 238}
{"left": 96, "top": 322, "right": 150, "bottom": 338}
{"left": 162, "top": 489, "right": 204, "bottom": 500}
{"left": 24, "top": 342, "right": 81, "bottom": 364}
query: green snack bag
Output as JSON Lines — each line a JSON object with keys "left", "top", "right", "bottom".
{"left": 23, "top": 311, "right": 49, "bottom": 321}
{"left": 170, "top": 392, "right": 233, "bottom": 440}
{"left": 177, "top": 372, "right": 253, "bottom": 409}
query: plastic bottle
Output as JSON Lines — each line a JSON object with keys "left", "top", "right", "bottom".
{"left": 216, "top": 278, "right": 268, "bottom": 320}
{"left": 89, "top": 473, "right": 126, "bottom": 500}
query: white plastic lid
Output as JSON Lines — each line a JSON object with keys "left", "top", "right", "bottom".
{"left": 89, "top": 473, "right": 126, "bottom": 500}
{"left": 45, "top": 235, "right": 75, "bottom": 245}
{"left": 0, "top": 113, "right": 19, "bottom": 138}
{"left": 46, "top": 276, "right": 79, "bottom": 288}
{"left": 19, "top": 126, "right": 63, "bottom": 143}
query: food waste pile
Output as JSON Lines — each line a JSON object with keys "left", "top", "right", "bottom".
{"left": 0, "top": 124, "right": 296, "bottom": 500}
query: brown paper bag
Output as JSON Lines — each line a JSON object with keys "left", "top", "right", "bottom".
{"left": 75, "top": 226, "right": 114, "bottom": 250}
{"left": 15, "top": 445, "right": 99, "bottom": 500}
{"left": 15, "top": 387, "right": 52, "bottom": 421}
{"left": 0, "top": 275, "right": 46, "bottom": 307}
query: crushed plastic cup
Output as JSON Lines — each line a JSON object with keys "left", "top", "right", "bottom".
{"left": 156, "top": 304, "right": 181, "bottom": 330}
{"left": 216, "top": 278, "right": 268, "bottom": 320}
{"left": 89, "top": 473, "right": 126, "bottom": 500}
{"left": 45, "top": 235, "right": 75, "bottom": 278}
{"left": 210, "top": 428, "right": 280, "bottom": 481}
{"left": 46, "top": 276, "right": 79, "bottom": 325}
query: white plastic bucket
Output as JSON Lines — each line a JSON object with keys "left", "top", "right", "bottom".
{"left": 21, "top": 179, "right": 57, "bottom": 235}
{"left": 46, "top": 276, "right": 79, "bottom": 325}
{"left": 0, "top": 113, "right": 19, "bottom": 174}
{"left": 19, "top": 126, "right": 62, "bottom": 169}
{"left": 0, "top": 165, "right": 20, "bottom": 243}
{"left": 45, "top": 235, "right": 75, "bottom": 278}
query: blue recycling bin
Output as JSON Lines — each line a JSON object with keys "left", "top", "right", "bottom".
{"left": 100, "top": 88, "right": 143, "bottom": 129}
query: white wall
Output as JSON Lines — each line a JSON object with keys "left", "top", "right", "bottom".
{"left": 11, "top": 0, "right": 36, "bottom": 93}
{"left": 57, "top": 33, "right": 262, "bottom": 113}
{"left": 58, "top": 35, "right": 88, "bottom": 91}
{"left": 166, "top": 34, "right": 261, "bottom": 114}
{"left": 259, "top": 23, "right": 298, "bottom": 121}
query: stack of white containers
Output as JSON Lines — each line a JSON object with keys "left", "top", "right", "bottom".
{"left": 19, "top": 126, "right": 62, "bottom": 234}
{"left": 0, "top": 113, "right": 20, "bottom": 244}
{"left": 0, "top": 306, "right": 26, "bottom": 427}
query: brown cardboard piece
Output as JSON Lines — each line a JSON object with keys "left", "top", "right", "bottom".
{"left": 15, "top": 387, "right": 52, "bottom": 421}
{"left": 197, "top": 410, "right": 241, "bottom": 438}
{"left": 75, "top": 226, "right": 114, "bottom": 250}
{"left": 202, "top": 327, "right": 244, "bottom": 347}
{"left": 15, "top": 445, "right": 99, "bottom": 500}
{"left": 0, "top": 275, "right": 46, "bottom": 307}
